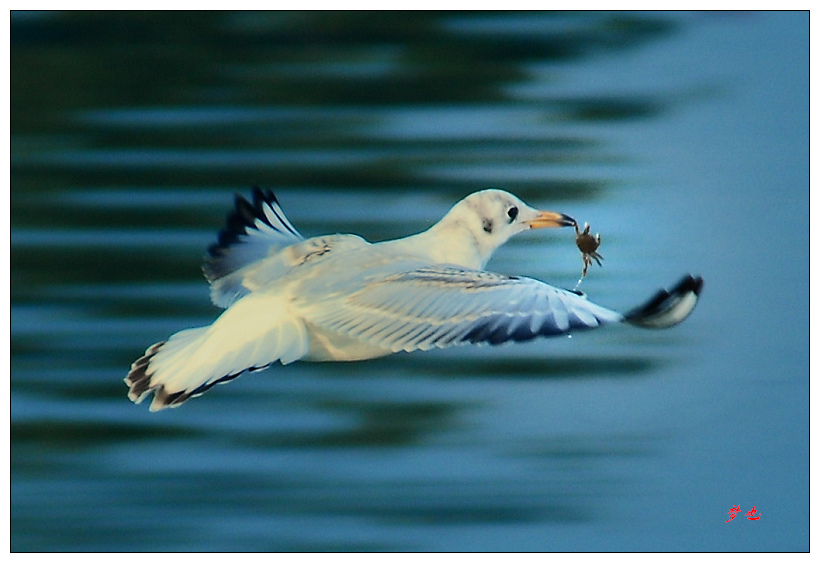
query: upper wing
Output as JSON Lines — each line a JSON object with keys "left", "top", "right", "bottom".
{"left": 203, "top": 187, "right": 304, "bottom": 308}
{"left": 303, "top": 265, "right": 624, "bottom": 353}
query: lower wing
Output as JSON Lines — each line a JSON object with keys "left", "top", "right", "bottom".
{"left": 305, "top": 266, "right": 702, "bottom": 354}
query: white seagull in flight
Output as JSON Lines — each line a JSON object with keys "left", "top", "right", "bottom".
{"left": 127, "top": 188, "right": 703, "bottom": 411}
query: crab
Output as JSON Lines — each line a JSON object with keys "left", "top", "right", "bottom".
{"left": 575, "top": 222, "right": 603, "bottom": 277}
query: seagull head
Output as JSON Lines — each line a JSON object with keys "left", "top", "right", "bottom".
{"left": 432, "top": 189, "right": 576, "bottom": 268}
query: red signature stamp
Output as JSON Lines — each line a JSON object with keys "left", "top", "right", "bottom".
{"left": 726, "top": 505, "right": 760, "bottom": 522}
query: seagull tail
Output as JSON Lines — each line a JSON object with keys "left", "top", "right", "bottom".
{"left": 125, "top": 294, "right": 309, "bottom": 411}
{"left": 624, "top": 274, "right": 703, "bottom": 329}
{"left": 126, "top": 327, "right": 212, "bottom": 412}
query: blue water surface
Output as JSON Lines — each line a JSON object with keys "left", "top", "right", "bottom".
{"left": 10, "top": 11, "right": 808, "bottom": 552}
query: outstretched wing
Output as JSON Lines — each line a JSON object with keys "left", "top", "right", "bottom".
{"left": 304, "top": 265, "right": 625, "bottom": 353}
{"left": 203, "top": 187, "right": 304, "bottom": 308}
{"left": 625, "top": 274, "right": 703, "bottom": 328}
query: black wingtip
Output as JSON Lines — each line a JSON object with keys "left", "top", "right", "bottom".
{"left": 206, "top": 187, "right": 282, "bottom": 259}
{"left": 625, "top": 274, "right": 703, "bottom": 329}
{"left": 251, "top": 185, "right": 279, "bottom": 206}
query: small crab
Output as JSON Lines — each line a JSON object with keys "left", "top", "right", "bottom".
{"left": 575, "top": 222, "right": 603, "bottom": 277}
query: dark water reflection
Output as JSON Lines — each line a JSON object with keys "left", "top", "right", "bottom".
{"left": 11, "top": 11, "right": 808, "bottom": 551}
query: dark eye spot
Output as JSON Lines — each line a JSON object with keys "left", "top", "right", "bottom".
{"left": 507, "top": 206, "right": 519, "bottom": 222}
{"left": 482, "top": 218, "right": 493, "bottom": 233}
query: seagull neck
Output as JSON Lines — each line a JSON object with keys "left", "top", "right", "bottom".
{"left": 405, "top": 221, "right": 488, "bottom": 270}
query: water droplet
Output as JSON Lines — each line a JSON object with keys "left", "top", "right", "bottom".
{"left": 573, "top": 277, "right": 584, "bottom": 292}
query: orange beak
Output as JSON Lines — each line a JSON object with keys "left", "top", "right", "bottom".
{"left": 526, "top": 211, "right": 576, "bottom": 229}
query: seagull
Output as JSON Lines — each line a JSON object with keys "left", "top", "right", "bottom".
{"left": 126, "top": 187, "right": 703, "bottom": 411}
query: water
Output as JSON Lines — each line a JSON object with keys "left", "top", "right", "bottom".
{"left": 10, "top": 11, "right": 809, "bottom": 552}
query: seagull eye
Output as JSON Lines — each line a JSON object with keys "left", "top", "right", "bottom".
{"left": 507, "top": 206, "right": 519, "bottom": 222}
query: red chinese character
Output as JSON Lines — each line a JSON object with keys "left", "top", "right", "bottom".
{"left": 726, "top": 505, "right": 741, "bottom": 522}
{"left": 746, "top": 506, "right": 760, "bottom": 520}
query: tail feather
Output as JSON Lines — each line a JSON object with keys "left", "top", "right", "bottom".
{"left": 125, "top": 294, "right": 309, "bottom": 411}
{"left": 625, "top": 274, "right": 703, "bottom": 329}
{"left": 126, "top": 326, "right": 225, "bottom": 411}
{"left": 126, "top": 340, "right": 166, "bottom": 404}
{"left": 125, "top": 328, "right": 271, "bottom": 412}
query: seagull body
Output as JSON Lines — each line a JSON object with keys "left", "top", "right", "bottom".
{"left": 127, "top": 188, "right": 702, "bottom": 411}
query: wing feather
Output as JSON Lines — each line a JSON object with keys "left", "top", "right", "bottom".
{"left": 305, "top": 265, "right": 623, "bottom": 353}
{"left": 204, "top": 188, "right": 304, "bottom": 308}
